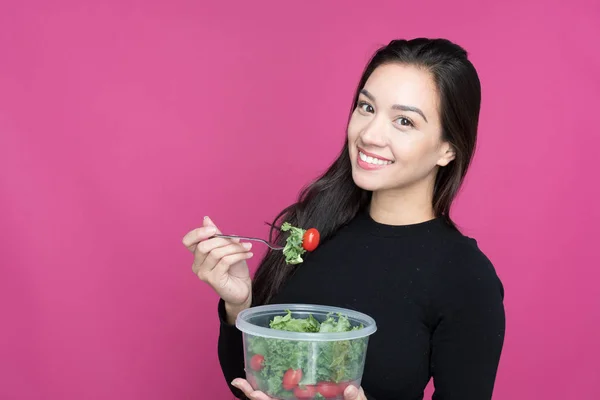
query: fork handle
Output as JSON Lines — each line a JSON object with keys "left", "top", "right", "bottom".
{"left": 211, "top": 234, "right": 284, "bottom": 251}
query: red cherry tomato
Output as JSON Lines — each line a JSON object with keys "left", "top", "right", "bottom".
{"left": 337, "top": 381, "right": 351, "bottom": 394}
{"left": 293, "top": 385, "right": 317, "bottom": 399}
{"left": 302, "top": 228, "right": 320, "bottom": 252}
{"left": 282, "top": 368, "right": 303, "bottom": 390}
{"left": 250, "top": 354, "right": 264, "bottom": 371}
{"left": 317, "top": 381, "right": 341, "bottom": 398}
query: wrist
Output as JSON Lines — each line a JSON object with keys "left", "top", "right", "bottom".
{"left": 224, "top": 298, "right": 251, "bottom": 325}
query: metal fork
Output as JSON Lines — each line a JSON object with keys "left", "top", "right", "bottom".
{"left": 211, "top": 234, "right": 284, "bottom": 251}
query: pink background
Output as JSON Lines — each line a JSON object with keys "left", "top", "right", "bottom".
{"left": 1, "top": 1, "right": 599, "bottom": 399}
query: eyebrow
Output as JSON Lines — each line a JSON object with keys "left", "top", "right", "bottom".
{"left": 360, "top": 89, "right": 428, "bottom": 123}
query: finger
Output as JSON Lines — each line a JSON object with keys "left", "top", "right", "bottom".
{"left": 196, "top": 235, "right": 237, "bottom": 256}
{"left": 231, "top": 378, "right": 254, "bottom": 396}
{"left": 359, "top": 387, "right": 366, "bottom": 399}
{"left": 344, "top": 385, "right": 365, "bottom": 400}
{"left": 191, "top": 236, "right": 230, "bottom": 274}
{"left": 248, "top": 392, "right": 273, "bottom": 400}
{"left": 203, "top": 216, "right": 221, "bottom": 233}
{"left": 196, "top": 242, "right": 252, "bottom": 279}
{"left": 182, "top": 215, "right": 227, "bottom": 250}
{"left": 204, "top": 242, "right": 252, "bottom": 269}
{"left": 211, "top": 250, "right": 254, "bottom": 284}
{"left": 193, "top": 234, "right": 242, "bottom": 271}
{"left": 182, "top": 225, "right": 217, "bottom": 250}
{"left": 204, "top": 215, "right": 241, "bottom": 243}
{"left": 231, "top": 379, "right": 274, "bottom": 400}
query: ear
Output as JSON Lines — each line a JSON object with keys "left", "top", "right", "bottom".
{"left": 436, "top": 142, "right": 456, "bottom": 167}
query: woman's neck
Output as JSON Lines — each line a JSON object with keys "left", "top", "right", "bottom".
{"left": 369, "top": 186, "right": 436, "bottom": 226}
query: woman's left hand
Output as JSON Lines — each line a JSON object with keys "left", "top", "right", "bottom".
{"left": 231, "top": 378, "right": 367, "bottom": 400}
{"left": 231, "top": 379, "right": 275, "bottom": 400}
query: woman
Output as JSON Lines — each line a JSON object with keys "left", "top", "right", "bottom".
{"left": 183, "top": 38, "right": 506, "bottom": 400}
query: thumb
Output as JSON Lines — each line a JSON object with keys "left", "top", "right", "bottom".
{"left": 203, "top": 216, "right": 239, "bottom": 243}
{"left": 344, "top": 385, "right": 360, "bottom": 400}
{"left": 203, "top": 216, "right": 221, "bottom": 233}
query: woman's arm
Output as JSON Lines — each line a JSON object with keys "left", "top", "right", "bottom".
{"left": 217, "top": 299, "right": 249, "bottom": 400}
{"left": 430, "top": 243, "right": 506, "bottom": 400}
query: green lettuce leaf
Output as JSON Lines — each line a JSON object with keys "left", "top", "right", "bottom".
{"left": 280, "top": 222, "right": 306, "bottom": 265}
{"left": 270, "top": 310, "right": 320, "bottom": 332}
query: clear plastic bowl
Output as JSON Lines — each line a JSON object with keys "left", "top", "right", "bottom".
{"left": 236, "top": 304, "right": 377, "bottom": 400}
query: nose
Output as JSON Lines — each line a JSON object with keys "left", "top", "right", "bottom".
{"left": 360, "top": 116, "right": 387, "bottom": 148}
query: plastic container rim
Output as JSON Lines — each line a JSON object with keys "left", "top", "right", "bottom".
{"left": 235, "top": 303, "right": 377, "bottom": 342}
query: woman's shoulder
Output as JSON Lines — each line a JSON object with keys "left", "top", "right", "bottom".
{"left": 433, "top": 224, "right": 505, "bottom": 299}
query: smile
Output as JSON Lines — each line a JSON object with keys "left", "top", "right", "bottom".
{"left": 357, "top": 149, "right": 395, "bottom": 170}
{"left": 359, "top": 151, "right": 394, "bottom": 165}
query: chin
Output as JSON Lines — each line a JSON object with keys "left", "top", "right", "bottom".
{"left": 351, "top": 168, "right": 383, "bottom": 192}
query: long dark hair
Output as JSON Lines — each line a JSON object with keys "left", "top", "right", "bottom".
{"left": 252, "top": 38, "right": 482, "bottom": 306}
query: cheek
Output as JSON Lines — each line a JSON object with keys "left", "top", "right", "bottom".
{"left": 390, "top": 136, "right": 439, "bottom": 170}
{"left": 390, "top": 136, "right": 426, "bottom": 163}
{"left": 347, "top": 115, "right": 360, "bottom": 142}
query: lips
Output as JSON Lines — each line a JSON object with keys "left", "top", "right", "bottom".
{"left": 358, "top": 147, "right": 394, "bottom": 165}
{"left": 356, "top": 148, "right": 395, "bottom": 171}
{"left": 358, "top": 151, "right": 393, "bottom": 166}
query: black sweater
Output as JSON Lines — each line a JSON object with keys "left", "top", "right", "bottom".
{"left": 217, "top": 212, "right": 505, "bottom": 399}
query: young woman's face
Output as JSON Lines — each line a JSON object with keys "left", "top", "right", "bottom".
{"left": 347, "top": 63, "right": 455, "bottom": 194}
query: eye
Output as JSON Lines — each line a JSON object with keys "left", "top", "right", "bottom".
{"left": 358, "top": 101, "right": 374, "bottom": 114}
{"left": 395, "top": 116, "right": 414, "bottom": 128}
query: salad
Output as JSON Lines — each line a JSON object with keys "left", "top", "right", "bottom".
{"left": 281, "top": 222, "right": 320, "bottom": 265}
{"left": 245, "top": 310, "right": 368, "bottom": 399}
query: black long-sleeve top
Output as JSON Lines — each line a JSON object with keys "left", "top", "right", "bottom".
{"left": 217, "top": 212, "right": 505, "bottom": 399}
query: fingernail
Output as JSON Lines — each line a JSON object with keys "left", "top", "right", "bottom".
{"left": 203, "top": 216, "right": 208, "bottom": 220}
{"left": 231, "top": 379, "right": 240, "bottom": 388}
{"left": 242, "top": 242, "right": 252, "bottom": 250}
{"left": 346, "top": 386, "right": 358, "bottom": 396}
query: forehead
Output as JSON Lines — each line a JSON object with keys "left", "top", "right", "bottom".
{"left": 362, "top": 63, "right": 439, "bottom": 114}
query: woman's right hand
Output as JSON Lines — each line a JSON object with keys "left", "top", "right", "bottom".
{"left": 182, "top": 216, "right": 254, "bottom": 322}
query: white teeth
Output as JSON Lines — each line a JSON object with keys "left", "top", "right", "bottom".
{"left": 359, "top": 151, "right": 393, "bottom": 165}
